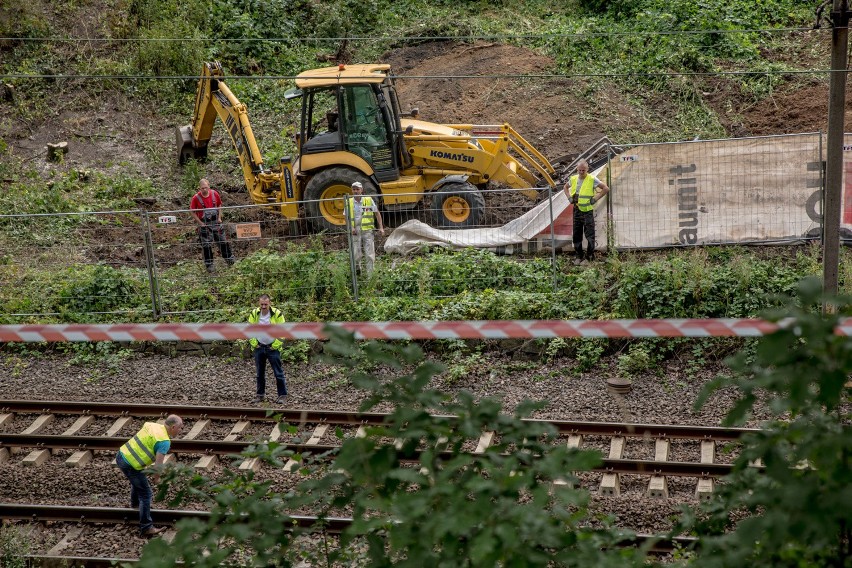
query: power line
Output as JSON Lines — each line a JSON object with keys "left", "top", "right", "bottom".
{"left": 0, "top": 26, "right": 817, "bottom": 43}
{"left": 0, "top": 69, "right": 834, "bottom": 81}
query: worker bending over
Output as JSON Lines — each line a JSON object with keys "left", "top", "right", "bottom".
{"left": 116, "top": 414, "right": 184, "bottom": 537}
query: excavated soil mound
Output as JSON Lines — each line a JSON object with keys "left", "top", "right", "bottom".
{"left": 382, "top": 41, "right": 612, "bottom": 164}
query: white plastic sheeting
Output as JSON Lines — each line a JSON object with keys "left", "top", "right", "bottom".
{"left": 384, "top": 188, "right": 609, "bottom": 255}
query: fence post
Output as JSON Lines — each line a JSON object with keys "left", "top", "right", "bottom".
{"left": 344, "top": 197, "right": 359, "bottom": 302}
{"left": 140, "top": 209, "right": 161, "bottom": 319}
{"left": 546, "top": 185, "right": 558, "bottom": 292}
{"left": 606, "top": 145, "right": 615, "bottom": 254}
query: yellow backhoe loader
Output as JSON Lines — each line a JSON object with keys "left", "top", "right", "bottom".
{"left": 177, "top": 61, "right": 556, "bottom": 232}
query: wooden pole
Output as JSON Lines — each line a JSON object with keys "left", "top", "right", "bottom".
{"left": 823, "top": 0, "right": 849, "bottom": 302}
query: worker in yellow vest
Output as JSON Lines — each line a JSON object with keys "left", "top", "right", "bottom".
{"left": 248, "top": 293, "right": 288, "bottom": 404}
{"left": 347, "top": 181, "right": 384, "bottom": 276}
{"left": 565, "top": 159, "right": 609, "bottom": 265}
{"left": 116, "top": 414, "right": 183, "bottom": 537}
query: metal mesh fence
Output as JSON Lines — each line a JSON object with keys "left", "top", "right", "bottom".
{"left": 147, "top": 200, "right": 353, "bottom": 318}
{"left": 146, "top": 187, "right": 560, "bottom": 317}
{"left": 0, "top": 132, "right": 837, "bottom": 321}
{"left": 608, "top": 133, "right": 824, "bottom": 248}
{"left": 0, "top": 210, "right": 153, "bottom": 318}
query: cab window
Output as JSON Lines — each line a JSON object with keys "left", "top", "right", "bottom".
{"left": 340, "top": 85, "right": 391, "bottom": 170}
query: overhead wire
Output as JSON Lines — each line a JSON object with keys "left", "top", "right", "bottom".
{"left": 0, "top": 69, "right": 835, "bottom": 80}
{"left": 0, "top": 26, "right": 818, "bottom": 43}
{"left": 0, "top": 26, "right": 826, "bottom": 81}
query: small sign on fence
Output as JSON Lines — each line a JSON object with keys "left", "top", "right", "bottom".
{"left": 620, "top": 155, "right": 639, "bottom": 162}
{"left": 157, "top": 215, "right": 177, "bottom": 224}
{"left": 235, "top": 222, "right": 262, "bottom": 239}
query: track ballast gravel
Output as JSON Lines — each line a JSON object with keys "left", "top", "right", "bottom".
{"left": 0, "top": 345, "right": 781, "bottom": 560}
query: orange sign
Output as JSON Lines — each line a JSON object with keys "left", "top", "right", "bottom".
{"left": 235, "top": 222, "right": 261, "bottom": 239}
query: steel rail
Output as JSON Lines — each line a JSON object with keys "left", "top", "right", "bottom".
{"left": 0, "top": 434, "right": 745, "bottom": 477}
{"left": 0, "top": 399, "right": 759, "bottom": 441}
{"left": 0, "top": 503, "right": 350, "bottom": 530}
{"left": 3, "top": 504, "right": 697, "bottom": 558}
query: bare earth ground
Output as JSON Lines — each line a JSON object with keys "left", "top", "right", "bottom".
{"left": 4, "top": 34, "right": 852, "bottom": 206}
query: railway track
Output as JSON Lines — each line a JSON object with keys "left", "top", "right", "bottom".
{"left": 0, "top": 399, "right": 754, "bottom": 440}
{"left": 1, "top": 503, "right": 698, "bottom": 566}
{"left": 1, "top": 400, "right": 748, "bottom": 563}
{"left": 0, "top": 399, "right": 759, "bottom": 493}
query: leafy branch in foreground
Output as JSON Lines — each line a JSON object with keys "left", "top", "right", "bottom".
{"left": 135, "top": 326, "right": 663, "bottom": 567}
{"left": 688, "top": 277, "right": 852, "bottom": 568}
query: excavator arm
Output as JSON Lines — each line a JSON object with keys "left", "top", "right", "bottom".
{"left": 177, "top": 62, "right": 298, "bottom": 219}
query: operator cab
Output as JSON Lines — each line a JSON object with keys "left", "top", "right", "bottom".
{"left": 293, "top": 64, "right": 405, "bottom": 183}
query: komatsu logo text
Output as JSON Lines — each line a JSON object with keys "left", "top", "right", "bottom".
{"left": 430, "top": 150, "right": 474, "bottom": 163}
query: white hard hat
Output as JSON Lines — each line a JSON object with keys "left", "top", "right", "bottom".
{"left": 351, "top": 182, "right": 363, "bottom": 189}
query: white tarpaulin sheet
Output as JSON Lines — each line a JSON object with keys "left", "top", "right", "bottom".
{"left": 384, "top": 186, "right": 609, "bottom": 255}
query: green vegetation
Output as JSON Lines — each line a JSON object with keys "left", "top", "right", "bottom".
{"left": 0, "top": 245, "right": 823, "bottom": 324}
{"left": 0, "top": 0, "right": 837, "bottom": 370}
{"left": 133, "top": 286, "right": 852, "bottom": 566}
{"left": 687, "top": 277, "right": 852, "bottom": 566}
{"left": 0, "top": 0, "right": 820, "bottom": 141}
{"left": 0, "top": 524, "right": 32, "bottom": 568}
{"left": 0, "top": 243, "right": 833, "bottom": 374}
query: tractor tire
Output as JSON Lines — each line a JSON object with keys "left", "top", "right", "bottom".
{"left": 430, "top": 183, "right": 485, "bottom": 228}
{"left": 304, "top": 168, "right": 378, "bottom": 233}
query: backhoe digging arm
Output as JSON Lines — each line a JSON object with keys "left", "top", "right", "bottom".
{"left": 176, "top": 61, "right": 271, "bottom": 199}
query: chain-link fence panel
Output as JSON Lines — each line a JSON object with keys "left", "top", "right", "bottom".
{"left": 147, "top": 200, "right": 354, "bottom": 319}
{"left": 608, "top": 133, "right": 824, "bottom": 248}
{"left": 5, "top": 133, "right": 832, "bottom": 322}
{"left": 0, "top": 210, "right": 153, "bottom": 320}
{"left": 148, "top": 187, "right": 563, "bottom": 319}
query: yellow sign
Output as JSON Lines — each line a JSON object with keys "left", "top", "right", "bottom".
{"left": 235, "top": 222, "right": 261, "bottom": 239}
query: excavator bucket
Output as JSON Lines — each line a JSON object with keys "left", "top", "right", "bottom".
{"left": 176, "top": 125, "right": 207, "bottom": 165}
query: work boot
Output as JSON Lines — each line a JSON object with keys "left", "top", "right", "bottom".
{"left": 572, "top": 258, "right": 582, "bottom": 266}
{"left": 274, "top": 395, "right": 286, "bottom": 404}
{"left": 205, "top": 265, "right": 215, "bottom": 274}
{"left": 253, "top": 394, "right": 265, "bottom": 403}
{"left": 141, "top": 527, "right": 165, "bottom": 538}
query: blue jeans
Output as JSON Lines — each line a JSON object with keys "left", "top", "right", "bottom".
{"left": 116, "top": 452, "right": 153, "bottom": 533}
{"left": 254, "top": 345, "right": 287, "bottom": 396}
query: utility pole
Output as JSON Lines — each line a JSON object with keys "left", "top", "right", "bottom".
{"left": 823, "top": 0, "right": 850, "bottom": 300}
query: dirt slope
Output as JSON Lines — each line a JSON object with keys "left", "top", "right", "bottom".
{"left": 2, "top": 37, "right": 851, "bottom": 207}
{"left": 383, "top": 41, "right": 615, "bottom": 161}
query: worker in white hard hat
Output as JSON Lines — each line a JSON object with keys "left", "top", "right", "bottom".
{"left": 346, "top": 181, "right": 384, "bottom": 276}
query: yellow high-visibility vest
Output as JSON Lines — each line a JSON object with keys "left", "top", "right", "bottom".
{"left": 248, "top": 306, "right": 285, "bottom": 350}
{"left": 569, "top": 175, "right": 598, "bottom": 212}
{"left": 347, "top": 196, "right": 376, "bottom": 230}
{"left": 119, "top": 422, "right": 169, "bottom": 470}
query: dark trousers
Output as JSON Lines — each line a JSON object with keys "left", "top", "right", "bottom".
{"left": 199, "top": 223, "right": 234, "bottom": 268}
{"left": 116, "top": 452, "right": 153, "bottom": 533}
{"left": 572, "top": 208, "right": 596, "bottom": 260}
{"left": 254, "top": 345, "right": 288, "bottom": 396}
